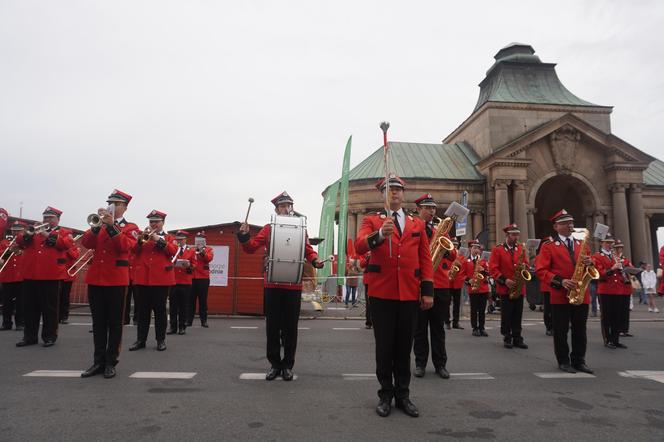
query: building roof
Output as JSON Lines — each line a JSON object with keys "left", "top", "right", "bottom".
{"left": 474, "top": 43, "right": 609, "bottom": 112}
{"left": 645, "top": 159, "right": 664, "bottom": 186}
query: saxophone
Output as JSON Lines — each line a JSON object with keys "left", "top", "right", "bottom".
{"left": 448, "top": 256, "right": 462, "bottom": 281}
{"left": 509, "top": 243, "right": 531, "bottom": 300}
{"left": 470, "top": 257, "right": 484, "bottom": 293}
{"left": 567, "top": 229, "right": 600, "bottom": 305}
{"left": 430, "top": 216, "right": 454, "bottom": 270}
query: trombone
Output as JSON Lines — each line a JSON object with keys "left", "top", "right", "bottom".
{"left": 67, "top": 249, "right": 94, "bottom": 277}
{"left": 0, "top": 237, "right": 18, "bottom": 274}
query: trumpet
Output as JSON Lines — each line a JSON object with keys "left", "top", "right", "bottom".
{"left": 27, "top": 222, "right": 51, "bottom": 234}
{"left": 139, "top": 227, "right": 157, "bottom": 242}
{"left": 67, "top": 249, "right": 94, "bottom": 277}
{"left": 87, "top": 213, "right": 103, "bottom": 228}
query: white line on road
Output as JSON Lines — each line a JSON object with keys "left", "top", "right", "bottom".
{"left": 24, "top": 370, "right": 83, "bottom": 377}
{"left": 534, "top": 372, "right": 595, "bottom": 379}
{"left": 333, "top": 327, "right": 360, "bottom": 330}
{"left": 342, "top": 373, "right": 376, "bottom": 380}
{"left": 69, "top": 323, "right": 93, "bottom": 326}
{"left": 298, "top": 327, "right": 310, "bottom": 330}
{"left": 240, "top": 373, "right": 298, "bottom": 380}
{"left": 618, "top": 371, "right": 664, "bottom": 384}
{"left": 130, "top": 372, "right": 197, "bottom": 379}
{"left": 326, "top": 307, "right": 347, "bottom": 310}
{"left": 450, "top": 373, "right": 495, "bottom": 380}
{"left": 230, "top": 326, "right": 258, "bottom": 329}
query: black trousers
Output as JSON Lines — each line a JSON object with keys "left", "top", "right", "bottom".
{"left": 500, "top": 295, "right": 523, "bottom": 340}
{"left": 169, "top": 284, "right": 191, "bottom": 329}
{"left": 551, "top": 303, "right": 588, "bottom": 366}
{"left": 189, "top": 278, "right": 210, "bottom": 324}
{"left": 413, "top": 288, "right": 447, "bottom": 369}
{"left": 469, "top": 294, "right": 488, "bottom": 330}
{"left": 364, "top": 284, "right": 372, "bottom": 327}
{"left": 123, "top": 282, "right": 136, "bottom": 324}
{"left": 619, "top": 295, "right": 630, "bottom": 333}
{"left": 542, "top": 292, "right": 552, "bottom": 331}
{"left": 88, "top": 285, "right": 126, "bottom": 367}
{"left": 264, "top": 288, "right": 301, "bottom": 369}
{"left": 444, "top": 288, "right": 461, "bottom": 325}
{"left": 59, "top": 281, "right": 73, "bottom": 320}
{"left": 371, "top": 297, "right": 419, "bottom": 401}
{"left": 134, "top": 285, "right": 169, "bottom": 343}
{"left": 599, "top": 294, "right": 621, "bottom": 345}
{"left": 23, "top": 280, "right": 60, "bottom": 343}
{"left": 2, "top": 281, "right": 24, "bottom": 328}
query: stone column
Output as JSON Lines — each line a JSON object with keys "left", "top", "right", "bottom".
{"left": 644, "top": 213, "right": 654, "bottom": 265}
{"left": 610, "top": 183, "right": 632, "bottom": 258}
{"left": 472, "top": 211, "right": 484, "bottom": 240}
{"left": 494, "top": 179, "right": 510, "bottom": 240}
{"left": 527, "top": 208, "right": 536, "bottom": 239}
{"left": 628, "top": 184, "right": 647, "bottom": 264}
{"left": 347, "top": 211, "right": 357, "bottom": 241}
{"left": 513, "top": 180, "right": 528, "bottom": 236}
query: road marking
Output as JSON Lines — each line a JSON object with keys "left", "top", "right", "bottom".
{"left": 298, "top": 327, "right": 310, "bottom": 330}
{"left": 130, "top": 372, "right": 197, "bottom": 379}
{"left": 69, "top": 323, "right": 93, "bottom": 326}
{"left": 450, "top": 373, "right": 495, "bottom": 380}
{"left": 326, "top": 307, "right": 346, "bottom": 310}
{"left": 333, "top": 327, "right": 360, "bottom": 330}
{"left": 24, "top": 370, "right": 83, "bottom": 378}
{"left": 230, "top": 326, "right": 258, "bottom": 329}
{"left": 239, "top": 373, "right": 298, "bottom": 380}
{"left": 618, "top": 371, "right": 664, "bottom": 384}
{"left": 534, "top": 372, "right": 595, "bottom": 379}
{"left": 342, "top": 373, "right": 376, "bottom": 380}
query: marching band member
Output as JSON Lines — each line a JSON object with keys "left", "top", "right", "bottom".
{"left": 80, "top": 189, "right": 138, "bottom": 378}
{"left": 58, "top": 238, "right": 81, "bottom": 324}
{"left": 535, "top": 210, "right": 594, "bottom": 374}
{"left": 448, "top": 237, "right": 467, "bottom": 330}
{"left": 593, "top": 234, "right": 629, "bottom": 349}
{"left": 189, "top": 232, "right": 214, "bottom": 328}
{"left": 356, "top": 176, "right": 434, "bottom": 418}
{"left": 437, "top": 237, "right": 457, "bottom": 330}
{"left": 168, "top": 231, "right": 195, "bottom": 335}
{"left": 412, "top": 194, "right": 450, "bottom": 379}
{"left": 464, "top": 240, "right": 490, "bottom": 337}
{"left": 16, "top": 206, "right": 74, "bottom": 347}
{"left": 129, "top": 210, "right": 177, "bottom": 352}
{"left": 613, "top": 240, "right": 634, "bottom": 338}
{"left": 489, "top": 223, "right": 529, "bottom": 350}
{"left": 1, "top": 222, "right": 27, "bottom": 331}
{"left": 238, "top": 192, "right": 323, "bottom": 381}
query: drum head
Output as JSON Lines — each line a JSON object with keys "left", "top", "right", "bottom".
{"left": 267, "top": 214, "right": 307, "bottom": 284}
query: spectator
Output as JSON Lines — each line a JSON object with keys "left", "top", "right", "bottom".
{"left": 642, "top": 264, "right": 658, "bottom": 313}
{"left": 344, "top": 259, "right": 360, "bottom": 307}
{"left": 636, "top": 261, "right": 647, "bottom": 304}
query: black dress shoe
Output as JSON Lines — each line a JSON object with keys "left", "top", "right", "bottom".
{"left": 376, "top": 399, "right": 392, "bottom": 417}
{"left": 42, "top": 340, "right": 55, "bottom": 347}
{"left": 472, "top": 329, "right": 480, "bottom": 336}
{"left": 615, "top": 343, "right": 628, "bottom": 349}
{"left": 15, "top": 325, "right": 24, "bottom": 332}
{"left": 81, "top": 364, "right": 104, "bottom": 378}
{"left": 178, "top": 327, "right": 186, "bottom": 335}
{"left": 395, "top": 398, "right": 419, "bottom": 417}
{"left": 435, "top": 367, "right": 450, "bottom": 379}
{"left": 1, "top": 325, "right": 13, "bottom": 331}
{"left": 16, "top": 340, "right": 37, "bottom": 347}
{"left": 166, "top": 328, "right": 177, "bottom": 335}
{"left": 201, "top": 321, "right": 209, "bottom": 328}
{"left": 156, "top": 341, "right": 167, "bottom": 351}
{"left": 480, "top": 330, "right": 489, "bottom": 337}
{"left": 503, "top": 338, "right": 513, "bottom": 349}
{"left": 513, "top": 340, "right": 528, "bottom": 349}
{"left": 129, "top": 341, "right": 146, "bottom": 351}
{"left": 605, "top": 342, "right": 617, "bottom": 349}
{"left": 414, "top": 366, "right": 425, "bottom": 378}
{"left": 558, "top": 363, "right": 577, "bottom": 373}
{"left": 365, "top": 324, "right": 372, "bottom": 329}
{"left": 265, "top": 368, "right": 281, "bottom": 381}
{"left": 60, "top": 319, "right": 69, "bottom": 324}
{"left": 573, "top": 364, "right": 594, "bottom": 374}
{"left": 445, "top": 323, "right": 452, "bottom": 330}
{"left": 452, "top": 324, "right": 464, "bottom": 330}
{"left": 546, "top": 329, "right": 553, "bottom": 336}
{"left": 282, "top": 368, "right": 294, "bottom": 381}
{"left": 103, "top": 366, "right": 116, "bottom": 379}
{"left": 621, "top": 332, "right": 634, "bottom": 337}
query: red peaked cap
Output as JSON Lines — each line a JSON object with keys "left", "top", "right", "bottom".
{"left": 271, "top": 191, "right": 294, "bottom": 207}
{"left": 550, "top": 209, "right": 574, "bottom": 223}
{"left": 376, "top": 174, "right": 406, "bottom": 191}
{"left": 147, "top": 209, "right": 167, "bottom": 221}
{"left": 107, "top": 189, "right": 133, "bottom": 204}
{"left": 503, "top": 223, "right": 520, "bottom": 234}
{"left": 42, "top": 206, "right": 63, "bottom": 217}
{"left": 414, "top": 193, "right": 436, "bottom": 207}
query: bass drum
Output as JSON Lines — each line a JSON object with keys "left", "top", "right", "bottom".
{"left": 267, "top": 214, "right": 306, "bottom": 284}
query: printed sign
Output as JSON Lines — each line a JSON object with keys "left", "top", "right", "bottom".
{"left": 209, "top": 245, "right": 229, "bottom": 287}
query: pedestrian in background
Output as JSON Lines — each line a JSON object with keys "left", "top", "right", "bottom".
{"left": 642, "top": 264, "right": 658, "bottom": 313}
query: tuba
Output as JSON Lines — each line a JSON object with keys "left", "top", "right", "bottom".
{"left": 567, "top": 229, "right": 600, "bottom": 305}
{"left": 430, "top": 216, "right": 455, "bottom": 270}
{"left": 509, "top": 243, "right": 532, "bottom": 300}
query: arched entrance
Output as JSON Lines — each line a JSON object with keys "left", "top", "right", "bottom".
{"left": 534, "top": 174, "right": 596, "bottom": 239}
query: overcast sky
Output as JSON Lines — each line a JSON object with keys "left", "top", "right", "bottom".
{"left": 1, "top": 1, "right": 663, "bottom": 245}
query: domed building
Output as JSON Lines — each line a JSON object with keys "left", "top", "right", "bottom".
{"left": 322, "top": 43, "right": 664, "bottom": 265}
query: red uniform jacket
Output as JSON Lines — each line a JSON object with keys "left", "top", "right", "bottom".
{"left": 62, "top": 245, "right": 81, "bottom": 283}
{"left": 81, "top": 220, "right": 139, "bottom": 286}
{"left": 192, "top": 246, "right": 214, "bottom": 280}
{"left": 0, "top": 239, "right": 24, "bottom": 283}
{"left": 355, "top": 210, "right": 433, "bottom": 301}
{"left": 659, "top": 246, "right": 664, "bottom": 294}
{"left": 132, "top": 233, "right": 177, "bottom": 286}
{"left": 18, "top": 226, "right": 74, "bottom": 280}
{"left": 593, "top": 251, "right": 632, "bottom": 295}
{"left": 489, "top": 242, "right": 529, "bottom": 297}
{"left": 464, "top": 256, "right": 490, "bottom": 294}
{"left": 535, "top": 237, "right": 591, "bottom": 304}
{"left": 360, "top": 252, "right": 371, "bottom": 286}
{"left": 174, "top": 246, "right": 196, "bottom": 285}
{"left": 239, "top": 224, "right": 318, "bottom": 291}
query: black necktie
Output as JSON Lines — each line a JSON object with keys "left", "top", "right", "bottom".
{"left": 565, "top": 237, "right": 576, "bottom": 264}
{"left": 425, "top": 222, "right": 433, "bottom": 239}
{"left": 392, "top": 212, "right": 402, "bottom": 236}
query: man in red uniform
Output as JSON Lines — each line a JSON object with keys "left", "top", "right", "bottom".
{"left": 16, "top": 206, "right": 74, "bottom": 347}
{"left": 129, "top": 210, "right": 177, "bottom": 352}
{"left": 465, "top": 240, "right": 490, "bottom": 337}
{"left": 535, "top": 210, "right": 594, "bottom": 374}
{"left": 80, "top": 189, "right": 139, "bottom": 378}
{"left": 613, "top": 240, "right": 634, "bottom": 338}
{"left": 593, "top": 234, "right": 630, "bottom": 349}
{"left": 1, "top": 222, "right": 27, "bottom": 331}
{"left": 448, "top": 237, "right": 467, "bottom": 330}
{"left": 238, "top": 192, "right": 322, "bottom": 381}
{"left": 168, "top": 230, "right": 195, "bottom": 335}
{"left": 412, "top": 193, "right": 450, "bottom": 379}
{"left": 356, "top": 176, "right": 434, "bottom": 418}
{"left": 489, "top": 223, "right": 529, "bottom": 349}
{"left": 189, "top": 232, "right": 214, "bottom": 328}
{"left": 58, "top": 237, "right": 81, "bottom": 324}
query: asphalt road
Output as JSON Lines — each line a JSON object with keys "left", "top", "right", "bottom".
{"left": 2, "top": 313, "right": 664, "bottom": 441}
